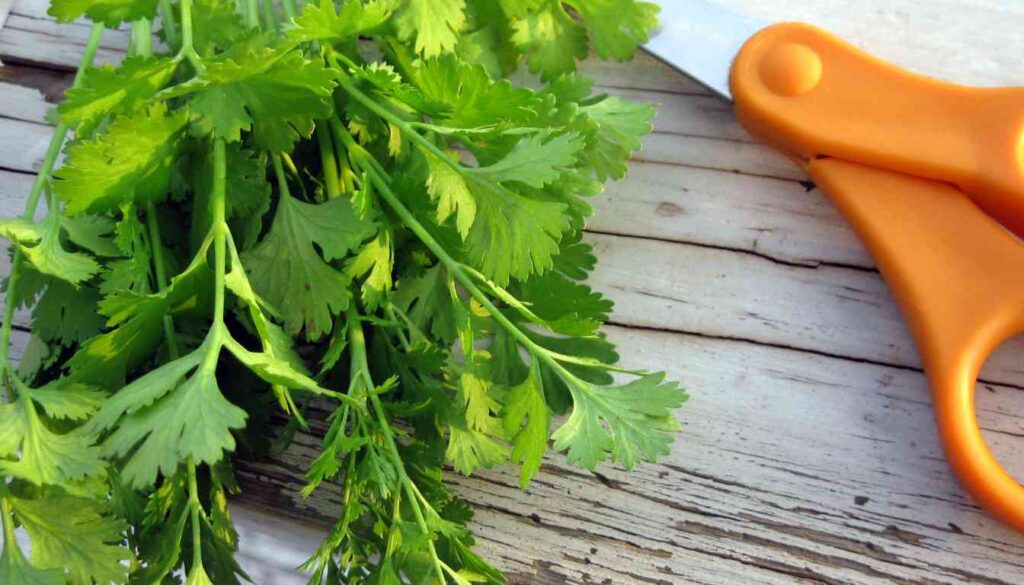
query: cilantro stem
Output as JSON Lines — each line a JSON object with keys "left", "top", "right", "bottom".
{"left": 243, "top": 0, "right": 259, "bottom": 30}
{"left": 211, "top": 139, "right": 228, "bottom": 327}
{"left": 347, "top": 307, "right": 449, "bottom": 584}
{"left": 0, "top": 22, "right": 105, "bottom": 384}
{"left": 187, "top": 458, "right": 204, "bottom": 571}
{"left": 130, "top": 19, "right": 152, "bottom": 57}
{"left": 281, "top": 0, "right": 297, "bottom": 21}
{"left": 178, "top": 0, "right": 204, "bottom": 71}
{"left": 158, "top": 0, "right": 180, "bottom": 49}
{"left": 316, "top": 124, "right": 342, "bottom": 199}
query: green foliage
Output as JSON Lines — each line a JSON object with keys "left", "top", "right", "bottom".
{"left": 0, "top": 0, "right": 684, "bottom": 582}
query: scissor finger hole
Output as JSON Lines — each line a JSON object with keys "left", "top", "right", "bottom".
{"left": 977, "top": 334, "right": 1024, "bottom": 485}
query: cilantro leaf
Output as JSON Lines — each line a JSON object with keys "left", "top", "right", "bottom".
{"left": 467, "top": 132, "right": 585, "bottom": 188}
{"left": 0, "top": 389, "right": 105, "bottom": 486}
{"left": 9, "top": 493, "right": 131, "bottom": 585}
{"left": 414, "top": 56, "right": 539, "bottom": 128}
{"left": 510, "top": 2, "right": 587, "bottom": 80}
{"left": 288, "top": 0, "right": 397, "bottom": 43}
{"left": 168, "top": 43, "right": 336, "bottom": 152}
{"left": 243, "top": 194, "right": 376, "bottom": 339}
{"left": 395, "top": 0, "right": 466, "bottom": 57}
{"left": 55, "top": 103, "right": 189, "bottom": 216}
{"left": 187, "top": 0, "right": 247, "bottom": 55}
{"left": 565, "top": 0, "right": 659, "bottom": 61}
{"left": 94, "top": 345, "right": 248, "bottom": 488}
{"left": 346, "top": 229, "right": 394, "bottom": 309}
{"left": 0, "top": 539, "right": 64, "bottom": 585}
{"left": 57, "top": 56, "right": 178, "bottom": 135}
{"left": 581, "top": 95, "right": 656, "bottom": 181}
{"left": 20, "top": 211, "right": 101, "bottom": 285}
{"left": 552, "top": 372, "right": 686, "bottom": 470}
{"left": 49, "top": 0, "right": 157, "bottom": 26}
{"left": 32, "top": 279, "right": 104, "bottom": 345}
{"left": 502, "top": 363, "right": 550, "bottom": 487}
{"left": 446, "top": 426, "right": 507, "bottom": 475}
{"left": 425, "top": 152, "right": 476, "bottom": 238}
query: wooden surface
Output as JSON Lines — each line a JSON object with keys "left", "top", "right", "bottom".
{"left": 3, "top": 1, "right": 1024, "bottom": 583}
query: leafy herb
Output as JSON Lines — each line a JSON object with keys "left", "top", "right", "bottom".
{"left": 1, "top": 0, "right": 685, "bottom": 582}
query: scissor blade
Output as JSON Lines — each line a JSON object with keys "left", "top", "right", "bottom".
{"left": 644, "top": 0, "right": 770, "bottom": 101}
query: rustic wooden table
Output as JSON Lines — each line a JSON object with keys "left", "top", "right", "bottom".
{"left": 3, "top": 0, "right": 1024, "bottom": 583}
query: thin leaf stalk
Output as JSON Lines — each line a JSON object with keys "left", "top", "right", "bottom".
{"left": 158, "top": 0, "right": 180, "bottom": 48}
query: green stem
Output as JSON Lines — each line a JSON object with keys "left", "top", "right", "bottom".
{"left": 281, "top": 0, "right": 297, "bottom": 21}
{"left": 158, "top": 0, "right": 180, "bottom": 49}
{"left": 243, "top": 0, "right": 259, "bottom": 30}
{"left": 1, "top": 492, "right": 17, "bottom": 554}
{"left": 187, "top": 458, "right": 204, "bottom": 570}
{"left": 178, "top": 0, "right": 204, "bottom": 71}
{"left": 316, "top": 123, "right": 342, "bottom": 199}
{"left": 211, "top": 139, "right": 227, "bottom": 327}
{"left": 146, "top": 206, "right": 180, "bottom": 359}
{"left": 347, "top": 308, "right": 448, "bottom": 584}
{"left": 0, "top": 22, "right": 105, "bottom": 384}
{"left": 261, "top": 0, "right": 276, "bottom": 30}
{"left": 130, "top": 19, "right": 152, "bottom": 56}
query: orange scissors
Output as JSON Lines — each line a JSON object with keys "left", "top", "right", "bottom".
{"left": 646, "top": 0, "right": 1024, "bottom": 530}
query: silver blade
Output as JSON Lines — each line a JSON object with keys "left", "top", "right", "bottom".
{"left": 644, "top": 0, "right": 770, "bottom": 101}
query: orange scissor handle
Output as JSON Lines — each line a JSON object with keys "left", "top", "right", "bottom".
{"left": 808, "top": 159, "right": 1024, "bottom": 530}
{"left": 730, "top": 22, "right": 1024, "bottom": 240}
{"left": 728, "top": 21, "right": 1024, "bottom": 528}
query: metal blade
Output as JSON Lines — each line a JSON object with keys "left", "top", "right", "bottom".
{"left": 644, "top": 0, "right": 770, "bottom": 101}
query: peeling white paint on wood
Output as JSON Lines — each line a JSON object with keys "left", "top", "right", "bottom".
{"left": 3, "top": 0, "right": 1024, "bottom": 583}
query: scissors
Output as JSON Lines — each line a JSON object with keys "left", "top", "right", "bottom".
{"left": 644, "top": 0, "right": 1024, "bottom": 530}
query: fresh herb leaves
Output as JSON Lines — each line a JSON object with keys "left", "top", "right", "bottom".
{"left": 0, "top": 0, "right": 682, "bottom": 582}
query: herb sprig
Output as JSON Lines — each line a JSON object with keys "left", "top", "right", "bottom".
{"left": 0, "top": 0, "right": 686, "bottom": 582}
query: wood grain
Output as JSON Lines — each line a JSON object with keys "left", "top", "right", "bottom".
{"left": 3, "top": 0, "right": 1024, "bottom": 583}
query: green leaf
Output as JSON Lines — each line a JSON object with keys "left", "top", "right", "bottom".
{"left": 502, "top": 363, "right": 550, "bottom": 487}
{"left": 393, "top": 264, "right": 457, "bottom": 344}
{"left": 515, "top": 270, "right": 612, "bottom": 336}
{"left": 510, "top": 3, "right": 587, "bottom": 80}
{"left": 69, "top": 244, "right": 211, "bottom": 387}
{"left": 551, "top": 372, "right": 686, "bottom": 470}
{"left": 0, "top": 390, "right": 105, "bottom": 486}
{"left": 97, "top": 345, "right": 248, "bottom": 488}
{"left": 425, "top": 152, "right": 476, "bottom": 239}
{"left": 244, "top": 194, "right": 375, "bottom": 339}
{"left": 466, "top": 132, "right": 584, "bottom": 188}
{"left": 346, "top": 229, "right": 394, "bottom": 309}
{"left": 581, "top": 96, "right": 656, "bottom": 181}
{"left": 565, "top": 0, "right": 659, "bottom": 61}
{"left": 0, "top": 539, "right": 65, "bottom": 585}
{"left": 61, "top": 215, "right": 121, "bottom": 257}
{"left": 57, "top": 56, "right": 178, "bottom": 134}
{"left": 395, "top": 0, "right": 466, "bottom": 57}
{"left": 445, "top": 425, "right": 507, "bottom": 475}
{"left": 18, "top": 210, "right": 101, "bottom": 286}
{"left": 188, "top": 0, "right": 247, "bottom": 55}
{"left": 414, "top": 56, "right": 539, "bottom": 128}
{"left": 32, "top": 279, "right": 105, "bottom": 345}
{"left": 462, "top": 177, "right": 569, "bottom": 285}
{"left": 49, "top": 0, "right": 157, "bottom": 26}
{"left": 288, "top": 0, "right": 397, "bottom": 43}
{"left": 29, "top": 380, "right": 105, "bottom": 421}
{"left": 9, "top": 493, "right": 131, "bottom": 585}
{"left": 55, "top": 103, "right": 189, "bottom": 215}
{"left": 169, "top": 42, "right": 336, "bottom": 152}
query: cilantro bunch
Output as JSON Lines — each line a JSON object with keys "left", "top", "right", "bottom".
{"left": 0, "top": 0, "right": 686, "bottom": 583}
